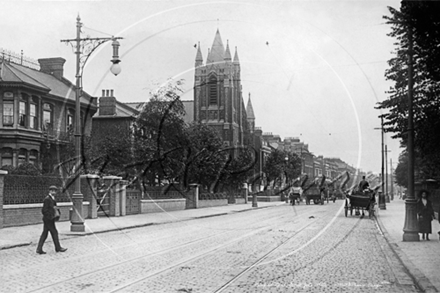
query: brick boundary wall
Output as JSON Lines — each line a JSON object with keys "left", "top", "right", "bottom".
{"left": 2, "top": 202, "right": 90, "bottom": 227}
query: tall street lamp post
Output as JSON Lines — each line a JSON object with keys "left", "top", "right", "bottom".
{"left": 61, "top": 15, "right": 123, "bottom": 232}
{"left": 403, "top": 24, "right": 419, "bottom": 241}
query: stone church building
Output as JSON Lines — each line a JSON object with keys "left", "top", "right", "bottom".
{"left": 193, "top": 29, "right": 252, "bottom": 148}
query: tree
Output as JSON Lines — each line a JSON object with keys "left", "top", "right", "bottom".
{"left": 378, "top": 2, "right": 440, "bottom": 180}
{"left": 130, "top": 80, "right": 187, "bottom": 186}
{"left": 87, "top": 124, "right": 134, "bottom": 178}
{"left": 216, "top": 146, "right": 257, "bottom": 192}
{"left": 178, "top": 122, "right": 225, "bottom": 190}
{"left": 263, "top": 149, "right": 301, "bottom": 189}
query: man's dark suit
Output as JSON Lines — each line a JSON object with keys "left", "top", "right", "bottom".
{"left": 36, "top": 195, "right": 62, "bottom": 252}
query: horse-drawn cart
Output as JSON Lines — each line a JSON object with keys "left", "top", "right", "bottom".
{"left": 345, "top": 190, "right": 376, "bottom": 218}
{"left": 304, "top": 186, "right": 325, "bottom": 205}
{"left": 288, "top": 187, "right": 302, "bottom": 205}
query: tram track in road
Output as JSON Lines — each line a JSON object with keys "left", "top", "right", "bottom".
{"left": 107, "top": 217, "right": 319, "bottom": 293}
{"left": 106, "top": 205, "right": 341, "bottom": 293}
{"left": 212, "top": 200, "right": 352, "bottom": 292}
{"left": 26, "top": 207, "right": 297, "bottom": 293}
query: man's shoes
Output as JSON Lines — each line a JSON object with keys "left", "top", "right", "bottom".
{"left": 56, "top": 247, "right": 67, "bottom": 253}
{"left": 36, "top": 250, "right": 46, "bottom": 255}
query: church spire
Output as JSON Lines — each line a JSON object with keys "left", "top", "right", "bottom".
{"left": 246, "top": 93, "right": 255, "bottom": 120}
{"left": 209, "top": 29, "right": 225, "bottom": 64}
{"left": 233, "top": 46, "right": 240, "bottom": 64}
{"left": 224, "top": 40, "right": 231, "bottom": 62}
{"left": 246, "top": 93, "right": 255, "bottom": 133}
{"left": 195, "top": 42, "right": 203, "bottom": 67}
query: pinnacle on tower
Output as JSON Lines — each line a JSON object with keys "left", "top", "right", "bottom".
{"left": 233, "top": 46, "right": 240, "bottom": 64}
{"left": 195, "top": 42, "right": 203, "bottom": 67}
{"left": 246, "top": 93, "right": 255, "bottom": 120}
{"left": 224, "top": 40, "right": 232, "bottom": 61}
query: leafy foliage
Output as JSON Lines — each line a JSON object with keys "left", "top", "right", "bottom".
{"left": 130, "top": 80, "right": 187, "bottom": 186}
{"left": 379, "top": 2, "right": 440, "bottom": 181}
{"left": 263, "top": 149, "right": 302, "bottom": 189}
{"left": 1, "top": 162, "right": 42, "bottom": 176}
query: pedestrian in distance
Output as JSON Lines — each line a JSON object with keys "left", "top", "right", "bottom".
{"left": 438, "top": 201, "right": 440, "bottom": 240}
{"left": 416, "top": 190, "right": 435, "bottom": 241}
{"left": 36, "top": 185, "right": 67, "bottom": 254}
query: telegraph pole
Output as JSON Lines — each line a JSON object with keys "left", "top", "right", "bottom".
{"left": 374, "top": 118, "right": 386, "bottom": 210}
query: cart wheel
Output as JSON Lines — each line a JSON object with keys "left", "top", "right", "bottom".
{"left": 345, "top": 207, "right": 348, "bottom": 217}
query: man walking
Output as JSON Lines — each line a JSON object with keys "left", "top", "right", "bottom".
{"left": 36, "top": 185, "right": 67, "bottom": 254}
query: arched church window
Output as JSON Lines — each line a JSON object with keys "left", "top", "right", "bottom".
{"left": 208, "top": 76, "right": 218, "bottom": 105}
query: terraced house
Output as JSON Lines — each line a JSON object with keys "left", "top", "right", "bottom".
{"left": 0, "top": 53, "right": 97, "bottom": 173}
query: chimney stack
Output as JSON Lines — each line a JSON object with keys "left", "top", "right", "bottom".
{"left": 38, "top": 57, "right": 66, "bottom": 80}
{"left": 99, "top": 89, "right": 116, "bottom": 116}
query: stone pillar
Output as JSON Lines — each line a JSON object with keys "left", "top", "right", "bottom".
{"left": 252, "top": 192, "right": 258, "bottom": 208}
{"left": 80, "top": 174, "right": 100, "bottom": 219}
{"left": 244, "top": 186, "right": 248, "bottom": 204}
{"left": 186, "top": 184, "right": 199, "bottom": 209}
{"left": 0, "top": 170, "right": 8, "bottom": 229}
{"left": 193, "top": 184, "right": 199, "bottom": 209}
{"left": 119, "top": 180, "right": 128, "bottom": 216}
{"left": 103, "top": 176, "right": 122, "bottom": 217}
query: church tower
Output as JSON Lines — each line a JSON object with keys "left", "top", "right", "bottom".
{"left": 194, "top": 29, "right": 246, "bottom": 148}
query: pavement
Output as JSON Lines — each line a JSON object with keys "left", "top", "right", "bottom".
{"left": 0, "top": 201, "right": 285, "bottom": 250}
{"left": 375, "top": 198, "right": 440, "bottom": 293}
{"left": 1, "top": 198, "right": 439, "bottom": 292}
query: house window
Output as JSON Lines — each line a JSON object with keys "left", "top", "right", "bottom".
{"left": 43, "top": 103, "right": 53, "bottom": 130}
{"left": 67, "top": 109, "right": 74, "bottom": 132}
{"left": 19, "top": 101, "right": 27, "bottom": 127}
{"left": 208, "top": 76, "right": 218, "bottom": 105}
{"left": 18, "top": 149, "right": 27, "bottom": 165}
{"left": 30, "top": 104, "right": 37, "bottom": 129}
{"left": 1, "top": 148, "right": 13, "bottom": 167}
{"left": 29, "top": 150, "right": 38, "bottom": 165}
{"left": 3, "top": 101, "right": 14, "bottom": 126}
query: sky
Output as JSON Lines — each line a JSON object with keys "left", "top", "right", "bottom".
{"left": 0, "top": 0, "right": 404, "bottom": 174}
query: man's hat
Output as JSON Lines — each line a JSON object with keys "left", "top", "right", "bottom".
{"left": 48, "top": 185, "right": 58, "bottom": 191}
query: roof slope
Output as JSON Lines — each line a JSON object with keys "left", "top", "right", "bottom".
{"left": 1, "top": 61, "right": 94, "bottom": 106}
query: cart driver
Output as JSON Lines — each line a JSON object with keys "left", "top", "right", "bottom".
{"left": 358, "top": 176, "right": 369, "bottom": 192}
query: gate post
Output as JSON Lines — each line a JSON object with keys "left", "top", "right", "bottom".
{"left": 186, "top": 184, "right": 199, "bottom": 209}
{"left": 252, "top": 192, "right": 258, "bottom": 208}
{"left": 244, "top": 185, "right": 249, "bottom": 204}
{"left": 81, "top": 174, "right": 100, "bottom": 219}
{"left": 119, "top": 180, "right": 128, "bottom": 216}
{"left": 103, "top": 176, "right": 122, "bottom": 216}
{"left": 0, "top": 170, "right": 8, "bottom": 229}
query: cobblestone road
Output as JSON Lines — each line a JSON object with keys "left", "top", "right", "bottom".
{"left": 0, "top": 202, "right": 421, "bottom": 293}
